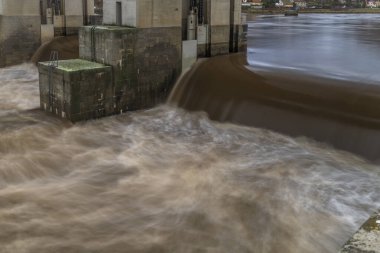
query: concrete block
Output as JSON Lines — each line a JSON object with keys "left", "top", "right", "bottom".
{"left": 38, "top": 59, "right": 113, "bottom": 122}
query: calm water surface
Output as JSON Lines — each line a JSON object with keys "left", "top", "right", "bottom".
{"left": 0, "top": 14, "right": 380, "bottom": 253}
{"left": 247, "top": 14, "right": 380, "bottom": 84}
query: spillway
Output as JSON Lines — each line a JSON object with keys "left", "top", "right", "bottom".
{"left": 169, "top": 52, "right": 380, "bottom": 162}
{"left": 170, "top": 14, "right": 380, "bottom": 163}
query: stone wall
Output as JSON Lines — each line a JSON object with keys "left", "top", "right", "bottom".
{"left": 79, "top": 26, "right": 182, "bottom": 112}
{"left": 0, "top": 15, "right": 41, "bottom": 67}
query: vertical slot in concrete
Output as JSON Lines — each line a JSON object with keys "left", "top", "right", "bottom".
{"left": 116, "top": 2, "right": 122, "bottom": 26}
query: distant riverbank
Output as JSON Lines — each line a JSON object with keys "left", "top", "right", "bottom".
{"left": 243, "top": 8, "right": 380, "bottom": 15}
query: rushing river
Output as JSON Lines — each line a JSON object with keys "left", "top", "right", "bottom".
{"left": 1, "top": 14, "right": 380, "bottom": 253}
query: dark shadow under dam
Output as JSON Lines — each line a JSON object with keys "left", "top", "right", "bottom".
{"left": 169, "top": 53, "right": 380, "bottom": 163}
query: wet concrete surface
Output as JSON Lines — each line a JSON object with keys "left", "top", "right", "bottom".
{"left": 340, "top": 211, "right": 380, "bottom": 253}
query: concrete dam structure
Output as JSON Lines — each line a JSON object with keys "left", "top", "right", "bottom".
{"left": 38, "top": 0, "right": 247, "bottom": 122}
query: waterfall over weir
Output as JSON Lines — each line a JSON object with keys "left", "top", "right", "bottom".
{"left": 169, "top": 52, "right": 380, "bottom": 163}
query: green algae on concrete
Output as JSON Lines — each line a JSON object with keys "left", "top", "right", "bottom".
{"left": 39, "top": 59, "right": 107, "bottom": 72}
{"left": 340, "top": 211, "right": 380, "bottom": 253}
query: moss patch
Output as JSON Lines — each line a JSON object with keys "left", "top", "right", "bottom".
{"left": 40, "top": 59, "right": 107, "bottom": 72}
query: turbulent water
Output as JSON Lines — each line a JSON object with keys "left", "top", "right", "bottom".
{"left": 0, "top": 13, "right": 380, "bottom": 253}
{"left": 1, "top": 63, "right": 380, "bottom": 253}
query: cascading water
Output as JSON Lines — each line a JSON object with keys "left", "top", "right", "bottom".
{"left": 1, "top": 14, "right": 380, "bottom": 253}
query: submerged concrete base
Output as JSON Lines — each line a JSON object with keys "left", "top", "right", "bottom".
{"left": 340, "top": 211, "right": 380, "bottom": 253}
{"left": 39, "top": 59, "right": 112, "bottom": 122}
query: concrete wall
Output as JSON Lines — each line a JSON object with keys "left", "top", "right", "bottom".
{"left": 103, "top": 0, "right": 137, "bottom": 26}
{"left": 0, "top": 0, "right": 41, "bottom": 67}
{"left": 62, "top": 0, "right": 84, "bottom": 35}
{"left": 139, "top": 0, "right": 182, "bottom": 28}
{"left": 41, "top": 24, "right": 54, "bottom": 43}
{"left": 233, "top": 0, "right": 242, "bottom": 25}
{"left": 210, "top": 0, "right": 230, "bottom": 26}
{"left": 87, "top": 0, "right": 95, "bottom": 15}
{"left": 0, "top": 0, "right": 40, "bottom": 16}
{"left": 103, "top": 0, "right": 182, "bottom": 28}
{"left": 65, "top": 0, "right": 83, "bottom": 16}
{"left": 181, "top": 0, "right": 190, "bottom": 39}
{"left": 50, "top": 0, "right": 86, "bottom": 36}
{"left": 182, "top": 40, "right": 197, "bottom": 72}
{"left": 209, "top": 0, "right": 231, "bottom": 56}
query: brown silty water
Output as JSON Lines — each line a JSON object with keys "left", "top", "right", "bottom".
{"left": 1, "top": 14, "right": 380, "bottom": 253}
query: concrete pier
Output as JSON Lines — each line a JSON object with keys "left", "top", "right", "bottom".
{"left": 79, "top": 26, "right": 182, "bottom": 111}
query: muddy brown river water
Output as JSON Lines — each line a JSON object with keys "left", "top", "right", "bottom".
{"left": 1, "top": 14, "right": 380, "bottom": 253}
